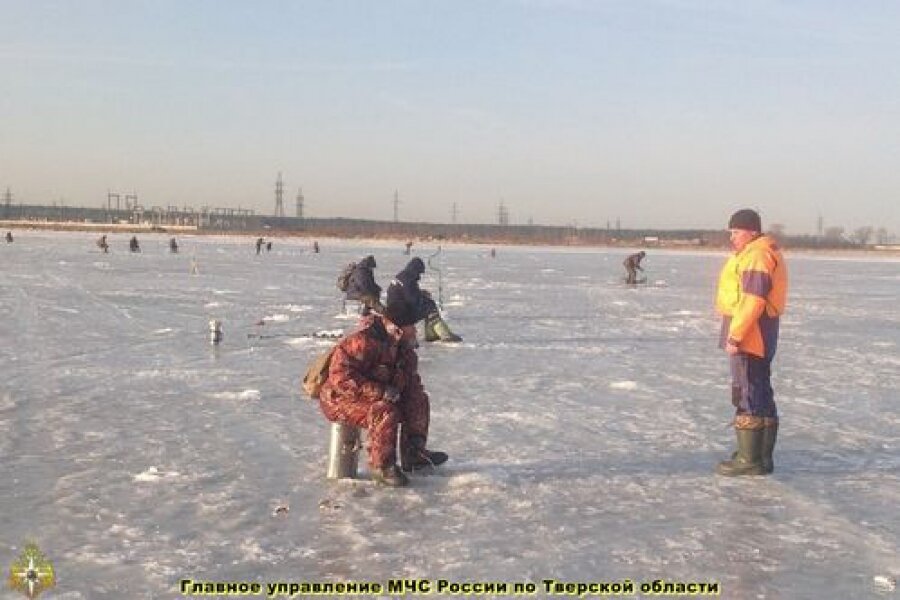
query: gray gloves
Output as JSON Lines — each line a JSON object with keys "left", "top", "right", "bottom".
{"left": 383, "top": 386, "right": 401, "bottom": 404}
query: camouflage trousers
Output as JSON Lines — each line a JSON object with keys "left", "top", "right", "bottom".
{"left": 320, "top": 392, "right": 430, "bottom": 469}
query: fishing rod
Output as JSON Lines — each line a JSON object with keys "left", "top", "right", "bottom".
{"left": 426, "top": 245, "right": 443, "bottom": 309}
{"left": 247, "top": 331, "right": 342, "bottom": 340}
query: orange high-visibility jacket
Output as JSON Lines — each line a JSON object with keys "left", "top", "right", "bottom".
{"left": 715, "top": 235, "right": 788, "bottom": 358}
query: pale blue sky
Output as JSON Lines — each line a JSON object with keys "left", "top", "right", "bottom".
{"left": 2, "top": 1, "right": 899, "bottom": 233}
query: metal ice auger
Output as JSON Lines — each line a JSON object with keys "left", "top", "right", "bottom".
{"left": 426, "top": 245, "right": 443, "bottom": 310}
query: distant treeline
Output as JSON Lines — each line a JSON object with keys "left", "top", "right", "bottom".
{"left": 1, "top": 203, "right": 893, "bottom": 250}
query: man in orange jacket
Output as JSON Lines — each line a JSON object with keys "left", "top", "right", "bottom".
{"left": 715, "top": 209, "right": 788, "bottom": 476}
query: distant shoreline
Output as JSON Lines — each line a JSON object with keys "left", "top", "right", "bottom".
{"left": 3, "top": 218, "right": 899, "bottom": 255}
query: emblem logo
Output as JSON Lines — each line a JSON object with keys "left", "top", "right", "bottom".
{"left": 7, "top": 542, "right": 55, "bottom": 599}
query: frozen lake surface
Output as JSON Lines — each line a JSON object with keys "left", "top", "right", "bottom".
{"left": 1, "top": 231, "right": 898, "bottom": 599}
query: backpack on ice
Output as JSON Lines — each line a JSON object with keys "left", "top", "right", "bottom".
{"left": 302, "top": 344, "right": 337, "bottom": 400}
{"left": 336, "top": 262, "right": 356, "bottom": 292}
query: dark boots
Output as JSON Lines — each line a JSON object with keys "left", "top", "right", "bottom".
{"left": 371, "top": 464, "right": 409, "bottom": 487}
{"left": 424, "top": 313, "right": 462, "bottom": 343}
{"left": 371, "top": 435, "right": 449, "bottom": 486}
{"left": 403, "top": 449, "right": 449, "bottom": 472}
{"left": 717, "top": 426, "right": 765, "bottom": 477}
{"left": 402, "top": 435, "right": 449, "bottom": 472}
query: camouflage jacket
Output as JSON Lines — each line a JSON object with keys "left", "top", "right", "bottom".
{"left": 319, "top": 314, "right": 426, "bottom": 407}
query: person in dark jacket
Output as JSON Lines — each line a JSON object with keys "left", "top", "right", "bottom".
{"left": 623, "top": 251, "right": 646, "bottom": 284}
{"left": 346, "top": 255, "right": 384, "bottom": 314}
{"left": 386, "top": 257, "right": 426, "bottom": 316}
{"left": 387, "top": 257, "right": 462, "bottom": 343}
{"left": 129, "top": 236, "right": 141, "bottom": 253}
{"left": 318, "top": 295, "right": 448, "bottom": 487}
{"left": 5, "top": 231, "right": 12, "bottom": 243}
{"left": 97, "top": 235, "right": 109, "bottom": 253}
{"left": 169, "top": 238, "right": 179, "bottom": 253}
{"left": 256, "top": 237, "right": 264, "bottom": 255}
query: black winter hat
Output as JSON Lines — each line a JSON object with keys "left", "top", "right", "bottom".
{"left": 383, "top": 298, "right": 418, "bottom": 327}
{"left": 728, "top": 209, "right": 762, "bottom": 232}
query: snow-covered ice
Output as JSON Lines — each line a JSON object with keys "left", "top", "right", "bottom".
{"left": 1, "top": 231, "right": 898, "bottom": 598}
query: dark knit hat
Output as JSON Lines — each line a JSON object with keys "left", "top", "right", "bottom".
{"left": 383, "top": 297, "right": 418, "bottom": 327}
{"left": 728, "top": 209, "right": 762, "bottom": 232}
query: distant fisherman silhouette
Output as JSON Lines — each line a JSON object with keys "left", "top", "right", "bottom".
{"left": 313, "top": 241, "right": 320, "bottom": 254}
{"left": 5, "top": 231, "right": 13, "bottom": 243}
{"left": 624, "top": 251, "right": 646, "bottom": 284}
{"left": 256, "top": 238, "right": 264, "bottom": 255}
{"left": 387, "top": 258, "right": 462, "bottom": 343}
{"left": 97, "top": 235, "right": 109, "bottom": 253}
{"left": 345, "top": 255, "right": 385, "bottom": 315}
{"left": 169, "top": 238, "right": 178, "bottom": 253}
{"left": 129, "top": 236, "right": 141, "bottom": 253}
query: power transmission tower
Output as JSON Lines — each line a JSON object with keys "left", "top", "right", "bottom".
{"left": 274, "top": 172, "right": 285, "bottom": 217}
{"left": 296, "top": 188, "right": 304, "bottom": 219}
{"left": 498, "top": 200, "right": 509, "bottom": 226}
{"left": 451, "top": 202, "right": 458, "bottom": 224}
{"left": 393, "top": 190, "right": 400, "bottom": 222}
{"left": 3, "top": 187, "right": 11, "bottom": 218}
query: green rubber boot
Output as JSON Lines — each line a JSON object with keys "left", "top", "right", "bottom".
{"left": 732, "top": 419, "right": 778, "bottom": 473}
{"left": 716, "top": 428, "right": 765, "bottom": 476}
{"left": 425, "top": 314, "right": 462, "bottom": 342}
{"left": 423, "top": 315, "right": 440, "bottom": 342}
